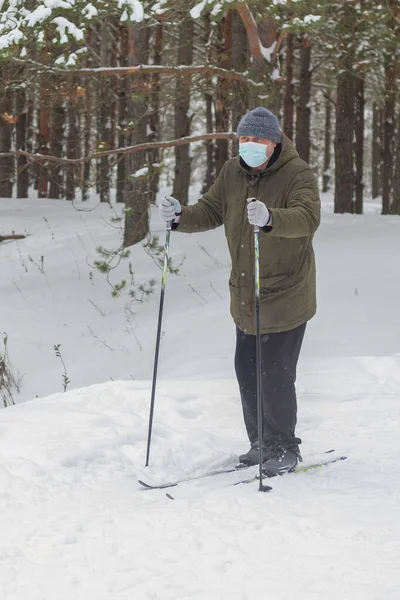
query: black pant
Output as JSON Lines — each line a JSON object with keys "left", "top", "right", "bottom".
{"left": 234, "top": 323, "right": 306, "bottom": 449}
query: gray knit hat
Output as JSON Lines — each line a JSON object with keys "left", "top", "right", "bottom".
{"left": 236, "top": 107, "right": 282, "bottom": 144}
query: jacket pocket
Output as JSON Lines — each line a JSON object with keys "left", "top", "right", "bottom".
{"left": 260, "top": 272, "right": 297, "bottom": 295}
{"left": 229, "top": 274, "right": 240, "bottom": 289}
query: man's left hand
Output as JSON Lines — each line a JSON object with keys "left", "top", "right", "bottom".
{"left": 247, "top": 199, "right": 271, "bottom": 227}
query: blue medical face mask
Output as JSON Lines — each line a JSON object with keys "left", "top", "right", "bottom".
{"left": 239, "top": 141, "right": 270, "bottom": 168}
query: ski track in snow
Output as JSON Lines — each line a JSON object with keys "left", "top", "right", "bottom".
{"left": 1, "top": 192, "right": 400, "bottom": 598}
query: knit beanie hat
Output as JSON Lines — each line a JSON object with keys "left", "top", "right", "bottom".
{"left": 236, "top": 107, "right": 282, "bottom": 144}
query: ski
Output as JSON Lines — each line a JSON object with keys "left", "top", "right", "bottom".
{"left": 163, "top": 454, "right": 347, "bottom": 500}
{"left": 232, "top": 455, "right": 348, "bottom": 488}
{"left": 138, "top": 463, "right": 252, "bottom": 490}
{"left": 138, "top": 449, "right": 338, "bottom": 491}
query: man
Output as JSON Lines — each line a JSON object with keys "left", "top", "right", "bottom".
{"left": 159, "top": 106, "right": 320, "bottom": 476}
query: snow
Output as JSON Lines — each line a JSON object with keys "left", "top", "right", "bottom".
{"left": 82, "top": 3, "right": 98, "bottom": 19}
{"left": 189, "top": 0, "right": 236, "bottom": 20}
{"left": 0, "top": 28, "right": 24, "bottom": 50}
{"left": 292, "top": 15, "right": 322, "bottom": 27}
{"left": 118, "top": 0, "right": 144, "bottom": 22}
{"left": 51, "top": 17, "right": 85, "bottom": 43}
{"left": 26, "top": 7, "right": 52, "bottom": 27}
{"left": 190, "top": 0, "right": 208, "bottom": 19}
{"left": 259, "top": 40, "right": 276, "bottom": 63}
{"left": 66, "top": 52, "right": 78, "bottom": 66}
{"left": 0, "top": 0, "right": 143, "bottom": 52}
{"left": 1, "top": 188, "right": 400, "bottom": 598}
{"left": 132, "top": 166, "right": 149, "bottom": 178}
{"left": 271, "top": 67, "right": 282, "bottom": 81}
{"left": 304, "top": 14, "right": 322, "bottom": 24}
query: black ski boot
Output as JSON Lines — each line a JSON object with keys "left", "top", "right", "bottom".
{"left": 262, "top": 446, "right": 300, "bottom": 477}
{"left": 238, "top": 442, "right": 270, "bottom": 466}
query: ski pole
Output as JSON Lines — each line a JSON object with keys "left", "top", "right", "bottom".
{"left": 145, "top": 219, "right": 173, "bottom": 467}
{"left": 249, "top": 199, "right": 271, "bottom": 492}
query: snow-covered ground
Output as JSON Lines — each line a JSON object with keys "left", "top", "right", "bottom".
{"left": 1, "top": 189, "right": 400, "bottom": 599}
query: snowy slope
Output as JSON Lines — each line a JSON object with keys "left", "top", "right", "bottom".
{"left": 0, "top": 370, "right": 400, "bottom": 599}
{"left": 1, "top": 190, "right": 399, "bottom": 403}
{"left": 1, "top": 190, "right": 400, "bottom": 598}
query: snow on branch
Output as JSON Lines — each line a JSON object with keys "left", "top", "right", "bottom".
{"left": 235, "top": 3, "right": 294, "bottom": 71}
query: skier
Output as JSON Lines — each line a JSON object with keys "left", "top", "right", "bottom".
{"left": 158, "top": 106, "right": 321, "bottom": 476}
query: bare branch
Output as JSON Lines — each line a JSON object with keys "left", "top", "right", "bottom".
{"left": 10, "top": 58, "right": 257, "bottom": 85}
{"left": 0, "top": 132, "right": 237, "bottom": 165}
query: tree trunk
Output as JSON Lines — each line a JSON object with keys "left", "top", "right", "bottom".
{"left": 15, "top": 80, "right": 29, "bottom": 198}
{"left": 81, "top": 78, "right": 92, "bottom": 202}
{"left": 382, "top": 0, "right": 399, "bottom": 214}
{"left": 66, "top": 79, "right": 78, "bottom": 201}
{"left": 259, "top": 16, "right": 281, "bottom": 115}
{"left": 215, "top": 12, "right": 232, "bottom": 177}
{"left": 148, "top": 22, "right": 163, "bottom": 204}
{"left": 385, "top": 0, "right": 399, "bottom": 214}
{"left": 382, "top": 56, "right": 396, "bottom": 215}
{"left": 109, "top": 22, "right": 118, "bottom": 201}
{"left": 283, "top": 33, "right": 294, "bottom": 141}
{"left": 322, "top": 91, "right": 332, "bottom": 193}
{"left": 0, "top": 83, "right": 13, "bottom": 197}
{"left": 334, "top": 56, "right": 355, "bottom": 213}
{"left": 201, "top": 13, "right": 215, "bottom": 194}
{"left": 26, "top": 79, "right": 37, "bottom": 194}
{"left": 123, "top": 23, "right": 150, "bottom": 247}
{"left": 37, "top": 76, "right": 50, "bottom": 198}
{"left": 296, "top": 38, "right": 311, "bottom": 163}
{"left": 354, "top": 74, "right": 364, "bottom": 214}
{"left": 117, "top": 25, "right": 128, "bottom": 204}
{"left": 392, "top": 108, "right": 400, "bottom": 214}
{"left": 49, "top": 81, "right": 64, "bottom": 199}
{"left": 201, "top": 90, "right": 214, "bottom": 195}
{"left": 97, "top": 20, "right": 111, "bottom": 203}
{"left": 371, "top": 103, "right": 382, "bottom": 199}
{"left": 241, "top": 10, "right": 276, "bottom": 110}
{"left": 172, "top": 10, "right": 194, "bottom": 205}
{"left": 231, "top": 9, "right": 249, "bottom": 156}
{"left": 20, "top": 35, "right": 38, "bottom": 196}
{"left": 80, "top": 27, "right": 93, "bottom": 202}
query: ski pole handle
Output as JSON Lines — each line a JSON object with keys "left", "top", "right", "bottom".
{"left": 247, "top": 198, "right": 259, "bottom": 232}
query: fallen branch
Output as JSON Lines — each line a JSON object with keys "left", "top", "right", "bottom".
{"left": 0, "top": 234, "right": 26, "bottom": 243}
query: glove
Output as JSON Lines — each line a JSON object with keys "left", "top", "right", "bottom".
{"left": 159, "top": 195, "right": 182, "bottom": 222}
{"left": 246, "top": 198, "right": 271, "bottom": 228}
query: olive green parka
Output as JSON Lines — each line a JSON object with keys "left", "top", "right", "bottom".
{"left": 176, "top": 134, "right": 321, "bottom": 334}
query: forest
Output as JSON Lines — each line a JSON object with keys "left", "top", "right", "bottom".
{"left": 1, "top": 4, "right": 400, "bottom": 593}
{"left": 0, "top": 0, "right": 399, "bottom": 248}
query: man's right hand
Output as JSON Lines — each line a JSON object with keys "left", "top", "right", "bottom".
{"left": 159, "top": 195, "right": 182, "bottom": 222}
